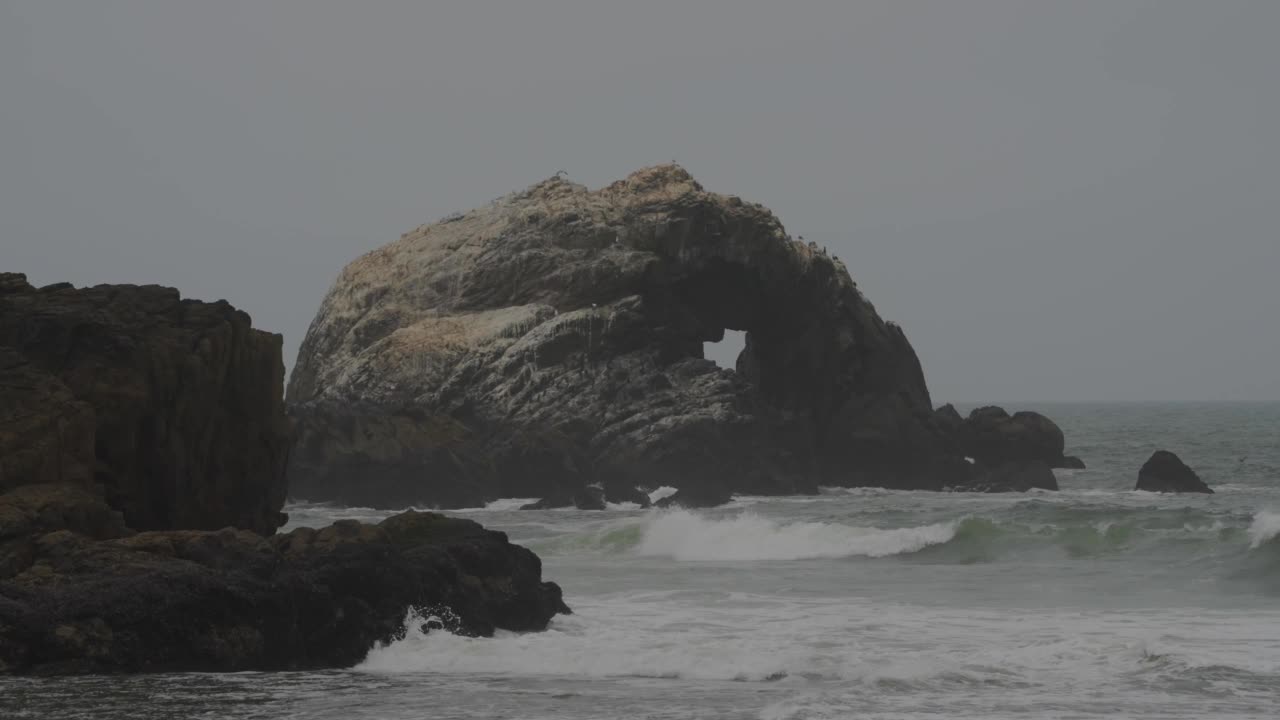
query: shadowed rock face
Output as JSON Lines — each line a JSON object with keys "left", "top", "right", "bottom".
{"left": 0, "top": 274, "right": 291, "bottom": 534}
{"left": 288, "top": 165, "right": 968, "bottom": 507}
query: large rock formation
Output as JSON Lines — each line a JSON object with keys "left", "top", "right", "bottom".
{"left": 287, "top": 165, "right": 970, "bottom": 508}
{"left": 1135, "top": 451, "right": 1212, "bottom": 493}
{"left": 931, "top": 404, "right": 1084, "bottom": 492}
{"left": 0, "top": 509, "right": 568, "bottom": 674}
{"left": 0, "top": 274, "right": 291, "bottom": 534}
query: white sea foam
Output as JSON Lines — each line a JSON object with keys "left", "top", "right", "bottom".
{"left": 633, "top": 509, "right": 958, "bottom": 561}
{"left": 647, "top": 485, "right": 680, "bottom": 504}
{"left": 1247, "top": 510, "right": 1280, "bottom": 548}
{"left": 358, "top": 596, "right": 1280, "bottom": 689}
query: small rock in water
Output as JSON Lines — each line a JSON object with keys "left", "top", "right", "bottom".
{"left": 1135, "top": 450, "right": 1212, "bottom": 493}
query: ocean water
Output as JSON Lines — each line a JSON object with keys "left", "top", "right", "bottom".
{"left": 5, "top": 403, "right": 1280, "bottom": 719}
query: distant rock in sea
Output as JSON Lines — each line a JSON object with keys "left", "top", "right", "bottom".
{"left": 931, "top": 404, "right": 1083, "bottom": 492}
{"left": 1135, "top": 450, "right": 1212, "bottom": 493}
{"left": 286, "top": 164, "right": 972, "bottom": 507}
{"left": 956, "top": 406, "right": 1082, "bottom": 470}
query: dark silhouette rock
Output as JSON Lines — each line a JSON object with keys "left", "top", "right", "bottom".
{"left": 0, "top": 274, "right": 290, "bottom": 534}
{"left": 0, "top": 510, "right": 569, "bottom": 674}
{"left": 287, "top": 165, "right": 968, "bottom": 506}
{"left": 955, "top": 406, "right": 1081, "bottom": 470}
{"left": 933, "top": 403, "right": 964, "bottom": 437}
{"left": 520, "top": 485, "right": 605, "bottom": 511}
{"left": 1136, "top": 451, "right": 1211, "bottom": 493}
{"left": 602, "top": 482, "right": 652, "bottom": 508}
{"left": 957, "top": 460, "right": 1059, "bottom": 493}
{"left": 1058, "top": 455, "right": 1087, "bottom": 470}
{"left": 653, "top": 483, "right": 733, "bottom": 509}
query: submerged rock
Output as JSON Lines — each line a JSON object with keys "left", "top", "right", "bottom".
{"left": 0, "top": 274, "right": 291, "bottom": 534}
{"left": 0, "top": 510, "right": 569, "bottom": 674}
{"left": 1135, "top": 451, "right": 1211, "bottom": 493}
{"left": 287, "top": 165, "right": 967, "bottom": 506}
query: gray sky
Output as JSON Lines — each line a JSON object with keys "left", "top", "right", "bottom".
{"left": 2, "top": 1, "right": 1277, "bottom": 402}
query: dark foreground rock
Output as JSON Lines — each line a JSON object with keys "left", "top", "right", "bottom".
{"left": 1136, "top": 451, "right": 1211, "bottom": 493}
{"left": 0, "top": 509, "right": 569, "bottom": 674}
{"left": 956, "top": 460, "right": 1059, "bottom": 493}
{"left": 0, "top": 274, "right": 291, "bottom": 534}
{"left": 287, "top": 165, "right": 970, "bottom": 506}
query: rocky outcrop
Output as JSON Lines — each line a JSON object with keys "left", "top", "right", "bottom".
{"left": 0, "top": 274, "right": 291, "bottom": 534}
{"left": 956, "top": 406, "right": 1080, "bottom": 469}
{"left": 520, "top": 485, "right": 606, "bottom": 511}
{"left": 958, "top": 460, "right": 1059, "bottom": 493}
{"left": 928, "top": 404, "right": 1084, "bottom": 492}
{"left": 0, "top": 510, "right": 569, "bottom": 674}
{"left": 287, "top": 165, "right": 969, "bottom": 507}
{"left": 1135, "top": 451, "right": 1211, "bottom": 493}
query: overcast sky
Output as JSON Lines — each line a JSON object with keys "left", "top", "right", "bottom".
{"left": 2, "top": 1, "right": 1276, "bottom": 402}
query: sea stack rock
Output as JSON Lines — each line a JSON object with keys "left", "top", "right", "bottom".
{"left": 0, "top": 274, "right": 291, "bottom": 534}
{"left": 957, "top": 406, "right": 1083, "bottom": 470}
{"left": 287, "top": 164, "right": 968, "bottom": 507}
{"left": 1135, "top": 451, "right": 1212, "bottom": 493}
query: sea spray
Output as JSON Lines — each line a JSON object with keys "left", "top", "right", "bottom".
{"left": 1247, "top": 511, "right": 1280, "bottom": 549}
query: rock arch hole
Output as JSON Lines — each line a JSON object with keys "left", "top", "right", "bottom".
{"left": 704, "top": 329, "right": 746, "bottom": 371}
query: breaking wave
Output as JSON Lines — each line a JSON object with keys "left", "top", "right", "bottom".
{"left": 1247, "top": 511, "right": 1280, "bottom": 549}
{"left": 633, "top": 510, "right": 959, "bottom": 561}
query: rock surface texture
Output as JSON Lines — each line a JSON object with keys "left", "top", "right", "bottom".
{"left": 0, "top": 510, "right": 568, "bottom": 673}
{"left": 1135, "top": 450, "right": 1211, "bottom": 493}
{"left": 0, "top": 274, "right": 290, "bottom": 534}
{"left": 287, "top": 165, "right": 970, "bottom": 507}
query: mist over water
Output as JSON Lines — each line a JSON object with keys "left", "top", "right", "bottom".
{"left": 5, "top": 403, "right": 1280, "bottom": 719}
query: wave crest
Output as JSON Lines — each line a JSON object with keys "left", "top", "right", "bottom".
{"left": 634, "top": 510, "right": 959, "bottom": 561}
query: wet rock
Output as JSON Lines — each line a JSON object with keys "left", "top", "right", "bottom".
{"left": 287, "top": 165, "right": 968, "bottom": 505}
{"left": 0, "top": 274, "right": 290, "bottom": 534}
{"left": 1135, "top": 451, "right": 1211, "bottom": 493}
{"left": 0, "top": 510, "right": 569, "bottom": 674}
